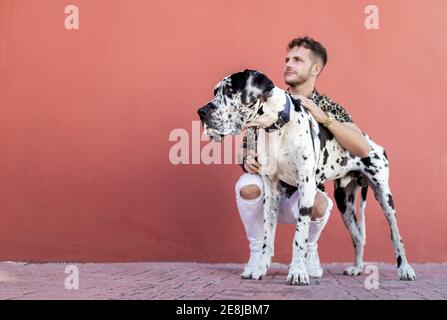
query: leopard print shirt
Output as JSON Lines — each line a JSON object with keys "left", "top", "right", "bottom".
{"left": 289, "top": 88, "right": 353, "bottom": 123}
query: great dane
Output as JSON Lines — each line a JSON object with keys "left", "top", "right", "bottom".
{"left": 197, "top": 69, "right": 416, "bottom": 285}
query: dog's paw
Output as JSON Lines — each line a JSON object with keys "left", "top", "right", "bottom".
{"left": 398, "top": 264, "right": 416, "bottom": 281}
{"left": 240, "top": 254, "right": 271, "bottom": 280}
{"left": 286, "top": 269, "right": 310, "bottom": 285}
{"left": 343, "top": 265, "right": 363, "bottom": 276}
{"left": 240, "top": 265, "right": 256, "bottom": 279}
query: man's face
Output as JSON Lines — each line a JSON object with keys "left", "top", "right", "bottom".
{"left": 283, "top": 46, "right": 318, "bottom": 86}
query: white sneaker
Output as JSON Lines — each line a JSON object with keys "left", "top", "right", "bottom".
{"left": 306, "top": 242, "right": 323, "bottom": 278}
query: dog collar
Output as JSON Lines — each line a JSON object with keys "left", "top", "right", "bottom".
{"left": 264, "top": 94, "right": 292, "bottom": 132}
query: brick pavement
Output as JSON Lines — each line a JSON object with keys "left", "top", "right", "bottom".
{"left": 0, "top": 262, "right": 446, "bottom": 300}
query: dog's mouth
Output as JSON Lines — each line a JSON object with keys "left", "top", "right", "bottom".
{"left": 202, "top": 123, "right": 243, "bottom": 142}
{"left": 203, "top": 123, "right": 225, "bottom": 142}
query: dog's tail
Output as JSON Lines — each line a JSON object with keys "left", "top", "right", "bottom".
{"left": 359, "top": 185, "right": 368, "bottom": 245}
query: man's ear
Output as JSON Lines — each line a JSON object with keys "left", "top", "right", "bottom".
{"left": 311, "top": 63, "right": 323, "bottom": 77}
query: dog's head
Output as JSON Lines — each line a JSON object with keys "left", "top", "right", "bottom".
{"left": 197, "top": 69, "right": 275, "bottom": 142}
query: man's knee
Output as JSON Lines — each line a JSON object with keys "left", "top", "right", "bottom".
{"left": 312, "top": 192, "right": 328, "bottom": 220}
{"left": 240, "top": 184, "right": 262, "bottom": 200}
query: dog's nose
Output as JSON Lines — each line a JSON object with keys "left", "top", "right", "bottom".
{"left": 198, "top": 106, "right": 209, "bottom": 119}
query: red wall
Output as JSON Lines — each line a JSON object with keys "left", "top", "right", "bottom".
{"left": 0, "top": 0, "right": 446, "bottom": 263}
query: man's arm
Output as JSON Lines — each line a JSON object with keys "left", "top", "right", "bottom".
{"left": 239, "top": 129, "right": 261, "bottom": 174}
{"left": 299, "top": 96, "right": 371, "bottom": 158}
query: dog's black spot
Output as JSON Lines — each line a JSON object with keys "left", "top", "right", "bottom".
{"left": 280, "top": 181, "right": 297, "bottom": 199}
{"left": 317, "top": 184, "right": 325, "bottom": 192}
{"left": 299, "top": 207, "right": 313, "bottom": 216}
{"left": 263, "top": 244, "right": 267, "bottom": 249}
{"left": 361, "top": 186, "right": 368, "bottom": 201}
{"left": 373, "top": 153, "right": 380, "bottom": 160}
{"left": 316, "top": 169, "right": 320, "bottom": 175}
{"left": 361, "top": 156, "right": 375, "bottom": 168}
{"left": 257, "top": 106, "right": 264, "bottom": 116}
{"left": 298, "top": 216, "right": 302, "bottom": 222}
{"left": 318, "top": 124, "right": 334, "bottom": 151}
{"left": 306, "top": 176, "right": 309, "bottom": 182}
{"left": 365, "top": 168, "right": 377, "bottom": 176}
{"left": 308, "top": 119, "right": 316, "bottom": 154}
{"left": 303, "top": 155, "right": 308, "bottom": 161}
{"left": 291, "top": 98, "right": 302, "bottom": 112}
{"left": 383, "top": 150, "right": 388, "bottom": 160}
{"left": 322, "top": 149, "right": 329, "bottom": 165}
{"left": 331, "top": 165, "right": 334, "bottom": 170}
{"left": 340, "top": 157, "right": 348, "bottom": 166}
{"left": 397, "top": 255, "right": 402, "bottom": 268}
{"left": 295, "top": 241, "right": 298, "bottom": 246}
{"left": 334, "top": 184, "right": 346, "bottom": 213}
{"left": 387, "top": 194, "right": 395, "bottom": 209}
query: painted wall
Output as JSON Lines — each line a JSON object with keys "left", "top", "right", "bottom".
{"left": 0, "top": 0, "right": 446, "bottom": 263}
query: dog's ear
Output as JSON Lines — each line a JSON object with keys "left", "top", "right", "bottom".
{"left": 240, "top": 71, "right": 274, "bottom": 105}
{"left": 229, "top": 70, "right": 275, "bottom": 105}
{"left": 251, "top": 71, "right": 275, "bottom": 100}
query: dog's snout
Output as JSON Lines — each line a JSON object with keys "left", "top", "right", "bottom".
{"left": 198, "top": 103, "right": 216, "bottom": 119}
{"left": 198, "top": 106, "right": 209, "bottom": 118}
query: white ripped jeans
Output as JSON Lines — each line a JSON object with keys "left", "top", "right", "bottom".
{"left": 235, "top": 173, "right": 333, "bottom": 252}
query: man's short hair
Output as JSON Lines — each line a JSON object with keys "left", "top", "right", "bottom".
{"left": 287, "top": 36, "right": 328, "bottom": 67}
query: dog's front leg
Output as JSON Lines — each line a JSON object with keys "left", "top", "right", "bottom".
{"left": 248, "top": 176, "right": 280, "bottom": 280}
{"left": 287, "top": 175, "right": 317, "bottom": 286}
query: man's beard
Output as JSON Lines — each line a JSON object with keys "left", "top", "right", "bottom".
{"left": 284, "top": 68, "right": 312, "bottom": 87}
{"left": 284, "top": 72, "right": 310, "bottom": 86}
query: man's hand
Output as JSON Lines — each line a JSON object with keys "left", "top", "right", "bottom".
{"left": 297, "top": 96, "right": 328, "bottom": 123}
{"left": 297, "top": 96, "right": 371, "bottom": 157}
{"left": 244, "top": 150, "right": 261, "bottom": 174}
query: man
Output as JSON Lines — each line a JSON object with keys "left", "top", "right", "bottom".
{"left": 235, "top": 36, "right": 371, "bottom": 278}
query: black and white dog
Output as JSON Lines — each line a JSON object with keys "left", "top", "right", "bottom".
{"left": 197, "top": 69, "right": 416, "bottom": 285}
